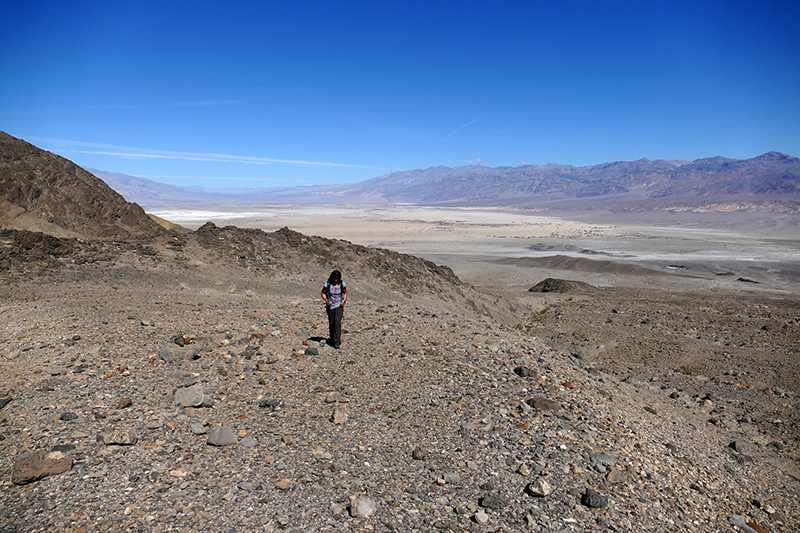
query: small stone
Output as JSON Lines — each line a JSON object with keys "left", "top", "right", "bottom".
{"left": 116, "top": 396, "right": 132, "bottom": 409}
{"left": 581, "top": 488, "right": 609, "bottom": 508}
{"left": 331, "top": 408, "right": 348, "bottom": 424}
{"left": 518, "top": 464, "right": 532, "bottom": 476}
{"left": 238, "top": 481, "right": 255, "bottom": 491}
{"left": 412, "top": 446, "right": 428, "bottom": 460}
{"left": 59, "top": 411, "right": 78, "bottom": 421}
{"left": 0, "top": 395, "right": 13, "bottom": 410}
{"left": 479, "top": 493, "right": 506, "bottom": 509}
{"left": 190, "top": 422, "right": 207, "bottom": 435}
{"left": 525, "top": 397, "right": 559, "bottom": 411}
{"left": 729, "top": 441, "right": 745, "bottom": 454}
{"left": 207, "top": 426, "right": 237, "bottom": 446}
{"left": 525, "top": 478, "right": 552, "bottom": 497}
{"left": 102, "top": 427, "right": 138, "bottom": 445}
{"left": 442, "top": 472, "right": 461, "bottom": 484}
{"left": 169, "top": 469, "right": 188, "bottom": 478}
{"left": 240, "top": 436, "right": 258, "bottom": 448}
{"left": 324, "top": 392, "right": 340, "bottom": 403}
{"left": 330, "top": 502, "right": 346, "bottom": 519}
{"left": 474, "top": 510, "right": 489, "bottom": 525}
{"left": 258, "top": 398, "right": 284, "bottom": 410}
{"left": 350, "top": 495, "right": 375, "bottom": 518}
{"left": 275, "top": 478, "right": 291, "bottom": 490}
{"left": 305, "top": 347, "right": 319, "bottom": 356}
{"left": 514, "top": 366, "right": 536, "bottom": 377}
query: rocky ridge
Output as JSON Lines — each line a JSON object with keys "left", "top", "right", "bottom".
{"left": 1, "top": 224, "right": 798, "bottom": 532}
{"left": 0, "top": 132, "right": 168, "bottom": 240}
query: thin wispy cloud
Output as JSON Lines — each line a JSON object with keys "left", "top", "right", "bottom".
{"left": 138, "top": 174, "right": 285, "bottom": 182}
{"left": 31, "top": 137, "right": 379, "bottom": 169}
{"left": 440, "top": 116, "right": 487, "bottom": 141}
{"left": 171, "top": 100, "right": 245, "bottom": 107}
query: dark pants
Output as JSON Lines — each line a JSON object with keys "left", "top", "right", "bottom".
{"left": 327, "top": 305, "right": 344, "bottom": 346}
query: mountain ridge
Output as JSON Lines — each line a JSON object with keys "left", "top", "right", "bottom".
{"left": 95, "top": 151, "right": 800, "bottom": 212}
{"left": 0, "top": 132, "right": 168, "bottom": 239}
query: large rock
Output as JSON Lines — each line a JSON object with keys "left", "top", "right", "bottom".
{"left": 207, "top": 426, "right": 238, "bottom": 446}
{"left": 11, "top": 450, "right": 73, "bottom": 485}
{"left": 350, "top": 495, "right": 376, "bottom": 518}
{"left": 174, "top": 384, "right": 204, "bottom": 408}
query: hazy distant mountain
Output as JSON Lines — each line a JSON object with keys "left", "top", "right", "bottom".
{"left": 0, "top": 132, "right": 168, "bottom": 239}
{"left": 331, "top": 152, "right": 800, "bottom": 210}
{"left": 96, "top": 151, "right": 799, "bottom": 212}
{"left": 86, "top": 169, "right": 245, "bottom": 206}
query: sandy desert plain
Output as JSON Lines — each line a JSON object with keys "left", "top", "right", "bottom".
{"left": 152, "top": 204, "right": 800, "bottom": 294}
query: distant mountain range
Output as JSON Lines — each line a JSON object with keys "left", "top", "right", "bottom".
{"left": 93, "top": 152, "right": 800, "bottom": 213}
{"left": 2, "top": 131, "right": 798, "bottom": 216}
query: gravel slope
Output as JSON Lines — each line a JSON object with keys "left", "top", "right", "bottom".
{"left": 0, "top": 226, "right": 798, "bottom": 533}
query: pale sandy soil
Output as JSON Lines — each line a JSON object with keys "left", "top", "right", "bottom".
{"left": 153, "top": 205, "right": 800, "bottom": 296}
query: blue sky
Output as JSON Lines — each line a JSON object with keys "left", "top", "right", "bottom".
{"left": 2, "top": 1, "right": 799, "bottom": 189}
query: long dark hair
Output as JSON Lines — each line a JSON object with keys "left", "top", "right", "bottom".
{"left": 328, "top": 270, "right": 342, "bottom": 285}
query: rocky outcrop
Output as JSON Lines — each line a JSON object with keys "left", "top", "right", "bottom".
{"left": 528, "top": 277, "right": 597, "bottom": 293}
{"left": 0, "top": 132, "right": 168, "bottom": 239}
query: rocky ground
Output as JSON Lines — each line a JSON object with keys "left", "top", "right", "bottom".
{"left": 517, "top": 286, "right": 800, "bottom": 457}
{"left": 1, "top": 225, "right": 798, "bottom": 533}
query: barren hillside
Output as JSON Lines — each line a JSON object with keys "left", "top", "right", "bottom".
{"left": 1, "top": 224, "right": 797, "bottom": 532}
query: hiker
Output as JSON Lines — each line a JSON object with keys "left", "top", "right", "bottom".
{"left": 321, "top": 270, "right": 347, "bottom": 348}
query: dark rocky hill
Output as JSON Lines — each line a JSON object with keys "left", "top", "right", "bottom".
{"left": 0, "top": 132, "right": 168, "bottom": 239}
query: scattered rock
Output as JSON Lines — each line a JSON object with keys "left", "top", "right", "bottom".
{"left": 412, "top": 445, "right": 428, "bottom": 460}
{"left": 258, "top": 398, "right": 284, "bottom": 410}
{"left": 331, "top": 407, "right": 348, "bottom": 424}
{"left": 525, "top": 397, "right": 559, "bottom": 411}
{"left": 116, "top": 396, "right": 132, "bottom": 409}
{"left": 102, "top": 427, "right": 139, "bottom": 445}
{"left": 514, "top": 366, "right": 536, "bottom": 377}
{"left": 174, "top": 384, "right": 204, "bottom": 408}
{"left": 207, "top": 426, "right": 238, "bottom": 446}
{"left": 240, "top": 436, "right": 258, "bottom": 448}
{"left": 581, "top": 488, "right": 609, "bottom": 508}
{"left": 525, "top": 478, "right": 553, "bottom": 497}
{"left": 11, "top": 450, "right": 73, "bottom": 485}
{"left": 350, "top": 495, "right": 376, "bottom": 518}
{"left": 479, "top": 493, "right": 506, "bottom": 509}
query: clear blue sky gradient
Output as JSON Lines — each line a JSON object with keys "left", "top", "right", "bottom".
{"left": 2, "top": 1, "right": 799, "bottom": 189}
